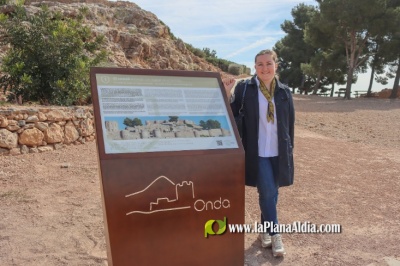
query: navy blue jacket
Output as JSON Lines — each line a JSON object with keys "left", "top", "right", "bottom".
{"left": 230, "top": 75, "right": 295, "bottom": 187}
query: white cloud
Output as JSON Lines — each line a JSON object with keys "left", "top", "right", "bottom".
{"left": 225, "top": 36, "right": 278, "bottom": 59}
{"left": 180, "top": 30, "right": 282, "bottom": 42}
{"left": 111, "top": 0, "right": 395, "bottom": 88}
{"left": 127, "top": 0, "right": 316, "bottom": 68}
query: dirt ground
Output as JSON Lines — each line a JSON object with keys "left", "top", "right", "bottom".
{"left": 1, "top": 95, "right": 399, "bottom": 266}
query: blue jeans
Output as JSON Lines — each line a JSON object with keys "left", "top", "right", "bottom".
{"left": 257, "top": 156, "right": 279, "bottom": 236}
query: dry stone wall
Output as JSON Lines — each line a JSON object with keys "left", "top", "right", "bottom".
{"left": 0, "top": 106, "right": 95, "bottom": 156}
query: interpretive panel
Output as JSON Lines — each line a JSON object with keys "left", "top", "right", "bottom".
{"left": 95, "top": 73, "right": 238, "bottom": 154}
{"left": 90, "top": 68, "right": 244, "bottom": 266}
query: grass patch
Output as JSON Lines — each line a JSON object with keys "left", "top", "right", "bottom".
{"left": 0, "top": 190, "right": 31, "bottom": 203}
{"left": 0, "top": 100, "right": 10, "bottom": 106}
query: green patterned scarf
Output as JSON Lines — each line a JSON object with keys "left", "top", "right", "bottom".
{"left": 258, "top": 77, "right": 276, "bottom": 123}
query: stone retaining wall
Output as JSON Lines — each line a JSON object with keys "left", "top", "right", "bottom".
{"left": 0, "top": 106, "right": 95, "bottom": 156}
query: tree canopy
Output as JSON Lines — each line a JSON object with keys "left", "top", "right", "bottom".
{"left": 168, "top": 116, "right": 179, "bottom": 122}
{"left": 199, "top": 119, "right": 221, "bottom": 130}
{"left": 123, "top": 117, "right": 142, "bottom": 127}
{"left": 275, "top": 0, "right": 400, "bottom": 99}
{"left": 274, "top": 4, "right": 318, "bottom": 93}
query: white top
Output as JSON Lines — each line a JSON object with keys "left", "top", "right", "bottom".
{"left": 256, "top": 79, "right": 279, "bottom": 157}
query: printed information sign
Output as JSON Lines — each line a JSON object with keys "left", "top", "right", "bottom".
{"left": 90, "top": 68, "right": 244, "bottom": 266}
{"left": 95, "top": 73, "right": 238, "bottom": 154}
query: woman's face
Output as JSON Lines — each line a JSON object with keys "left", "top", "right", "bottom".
{"left": 255, "top": 54, "right": 277, "bottom": 84}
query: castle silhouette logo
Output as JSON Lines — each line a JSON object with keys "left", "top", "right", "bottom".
{"left": 125, "top": 176, "right": 195, "bottom": 215}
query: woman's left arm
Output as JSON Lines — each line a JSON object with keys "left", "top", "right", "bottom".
{"left": 288, "top": 90, "right": 295, "bottom": 148}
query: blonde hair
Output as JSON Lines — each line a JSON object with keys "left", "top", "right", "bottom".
{"left": 255, "top": 49, "right": 278, "bottom": 63}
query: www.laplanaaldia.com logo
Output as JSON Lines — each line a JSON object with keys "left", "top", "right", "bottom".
{"left": 204, "top": 217, "right": 227, "bottom": 238}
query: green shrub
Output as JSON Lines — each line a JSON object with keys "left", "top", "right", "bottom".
{"left": 199, "top": 119, "right": 221, "bottom": 129}
{"left": 0, "top": 5, "right": 107, "bottom": 105}
{"left": 185, "top": 43, "right": 206, "bottom": 58}
{"left": 123, "top": 117, "right": 142, "bottom": 127}
{"left": 0, "top": 0, "right": 25, "bottom": 6}
{"left": 228, "top": 64, "right": 243, "bottom": 75}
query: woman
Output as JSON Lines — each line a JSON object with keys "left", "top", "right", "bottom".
{"left": 223, "top": 49, "right": 295, "bottom": 257}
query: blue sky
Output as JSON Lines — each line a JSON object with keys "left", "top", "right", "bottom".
{"left": 121, "top": 0, "right": 394, "bottom": 92}
{"left": 130, "top": 0, "right": 316, "bottom": 71}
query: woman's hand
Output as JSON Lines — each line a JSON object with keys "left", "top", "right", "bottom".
{"left": 222, "top": 78, "right": 236, "bottom": 98}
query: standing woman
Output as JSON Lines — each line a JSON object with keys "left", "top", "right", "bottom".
{"left": 223, "top": 49, "right": 295, "bottom": 257}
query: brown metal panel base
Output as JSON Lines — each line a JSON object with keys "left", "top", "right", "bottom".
{"left": 99, "top": 153, "right": 244, "bottom": 266}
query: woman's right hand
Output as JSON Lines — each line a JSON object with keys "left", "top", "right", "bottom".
{"left": 222, "top": 78, "right": 236, "bottom": 98}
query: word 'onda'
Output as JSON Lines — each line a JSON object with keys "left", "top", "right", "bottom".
{"left": 194, "top": 197, "right": 230, "bottom": 212}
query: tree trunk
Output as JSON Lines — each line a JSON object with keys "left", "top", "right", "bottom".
{"left": 367, "top": 63, "right": 375, "bottom": 97}
{"left": 389, "top": 57, "right": 400, "bottom": 99}
{"left": 298, "top": 87, "right": 303, "bottom": 94}
{"left": 299, "top": 74, "right": 306, "bottom": 94}
{"left": 312, "top": 71, "right": 322, "bottom": 94}
{"left": 330, "top": 82, "right": 334, "bottom": 97}
{"left": 345, "top": 66, "right": 354, "bottom": 99}
{"left": 300, "top": 74, "right": 305, "bottom": 90}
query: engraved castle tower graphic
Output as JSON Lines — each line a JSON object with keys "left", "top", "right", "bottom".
{"left": 125, "top": 176, "right": 195, "bottom": 215}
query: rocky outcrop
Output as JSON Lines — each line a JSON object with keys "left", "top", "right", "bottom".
{"left": 0, "top": 0, "right": 222, "bottom": 73}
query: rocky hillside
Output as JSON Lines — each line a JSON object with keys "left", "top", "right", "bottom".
{"left": 0, "top": 0, "right": 226, "bottom": 74}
